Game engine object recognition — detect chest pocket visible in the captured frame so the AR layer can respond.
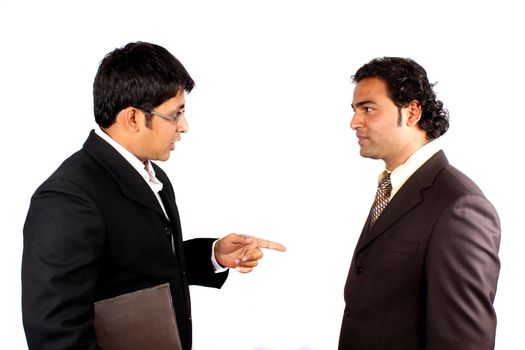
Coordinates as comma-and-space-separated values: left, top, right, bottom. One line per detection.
380, 237, 419, 255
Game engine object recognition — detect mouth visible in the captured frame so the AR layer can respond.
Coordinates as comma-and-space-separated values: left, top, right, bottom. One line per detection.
356, 133, 368, 145
170, 138, 181, 151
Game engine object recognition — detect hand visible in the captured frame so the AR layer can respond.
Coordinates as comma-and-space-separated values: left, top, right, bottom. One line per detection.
214, 233, 286, 273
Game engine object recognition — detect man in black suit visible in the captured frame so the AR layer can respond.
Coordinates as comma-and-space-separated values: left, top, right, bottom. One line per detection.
339, 57, 500, 349
22, 41, 285, 350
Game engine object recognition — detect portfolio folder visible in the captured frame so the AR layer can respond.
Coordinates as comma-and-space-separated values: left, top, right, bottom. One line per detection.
93, 283, 182, 350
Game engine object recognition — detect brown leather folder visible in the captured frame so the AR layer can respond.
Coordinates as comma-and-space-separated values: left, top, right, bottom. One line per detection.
93, 283, 182, 350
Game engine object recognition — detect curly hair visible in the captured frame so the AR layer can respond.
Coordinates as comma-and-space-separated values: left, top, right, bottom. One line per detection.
353, 57, 449, 139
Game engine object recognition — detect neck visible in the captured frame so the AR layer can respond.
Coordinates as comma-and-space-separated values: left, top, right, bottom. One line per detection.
385, 140, 429, 171
101, 126, 146, 162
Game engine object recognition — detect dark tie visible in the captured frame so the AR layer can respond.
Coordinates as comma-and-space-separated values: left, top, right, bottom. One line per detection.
370, 172, 392, 226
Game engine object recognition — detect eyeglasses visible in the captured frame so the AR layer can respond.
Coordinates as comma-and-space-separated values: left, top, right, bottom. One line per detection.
140, 109, 185, 123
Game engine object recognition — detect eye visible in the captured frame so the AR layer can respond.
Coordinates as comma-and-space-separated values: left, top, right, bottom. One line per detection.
364, 106, 374, 113
174, 110, 184, 120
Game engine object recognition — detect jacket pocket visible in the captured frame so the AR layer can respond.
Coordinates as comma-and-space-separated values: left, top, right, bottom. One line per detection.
380, 237, 419, 255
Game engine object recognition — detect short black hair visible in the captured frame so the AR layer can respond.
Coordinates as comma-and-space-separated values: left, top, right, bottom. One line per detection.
353, 57, 449, 139
93, 41, 195, 127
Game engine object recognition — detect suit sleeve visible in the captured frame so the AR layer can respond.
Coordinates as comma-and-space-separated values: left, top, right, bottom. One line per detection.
183, 238, 229, 287
22, 179, 105, 350
425, 193, 500, 350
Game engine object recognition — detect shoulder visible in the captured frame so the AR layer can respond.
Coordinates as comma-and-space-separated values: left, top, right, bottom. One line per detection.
418, 150, 486, 199
411, 153, 500, 231
430, 164, 500, 234
39, 149, 101, 190
33, 141, 121, 207
436, 163, 485, 197
29, 151, 99, 209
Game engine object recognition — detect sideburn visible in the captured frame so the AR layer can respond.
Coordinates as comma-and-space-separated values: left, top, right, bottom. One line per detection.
145, 114, 154, 129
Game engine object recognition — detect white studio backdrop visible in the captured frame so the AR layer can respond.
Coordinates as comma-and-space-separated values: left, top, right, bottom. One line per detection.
1, 1, 523, 349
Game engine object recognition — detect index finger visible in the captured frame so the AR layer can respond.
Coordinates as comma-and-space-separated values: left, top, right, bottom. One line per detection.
255, 238, 286, 252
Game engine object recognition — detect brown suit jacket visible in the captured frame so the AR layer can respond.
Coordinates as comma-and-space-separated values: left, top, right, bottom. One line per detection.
339, 151, 500, 350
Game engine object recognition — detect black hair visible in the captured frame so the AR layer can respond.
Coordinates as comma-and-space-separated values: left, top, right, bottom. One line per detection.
353, 57, 449, 139
93, 41, 194, 127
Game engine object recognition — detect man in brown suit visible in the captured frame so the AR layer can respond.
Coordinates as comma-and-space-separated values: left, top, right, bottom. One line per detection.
339, 57, 500, 350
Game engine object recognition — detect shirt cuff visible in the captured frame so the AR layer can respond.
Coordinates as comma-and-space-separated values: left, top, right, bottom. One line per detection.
211, 240, 229, 273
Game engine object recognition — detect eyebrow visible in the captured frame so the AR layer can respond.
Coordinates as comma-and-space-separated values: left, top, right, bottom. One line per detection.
351, 100, 376, 110
168, 104, 185, 115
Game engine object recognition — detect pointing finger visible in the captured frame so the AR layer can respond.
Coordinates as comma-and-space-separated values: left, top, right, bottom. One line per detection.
255, 238, 286, 252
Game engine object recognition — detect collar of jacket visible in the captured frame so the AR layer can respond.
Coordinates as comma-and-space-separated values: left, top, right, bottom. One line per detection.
82, 130, 170, 221
356, 150, 449, 253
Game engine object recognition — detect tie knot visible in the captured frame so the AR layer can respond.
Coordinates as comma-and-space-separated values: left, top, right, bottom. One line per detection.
378, 172, 392, 192
370, 172, 392, 226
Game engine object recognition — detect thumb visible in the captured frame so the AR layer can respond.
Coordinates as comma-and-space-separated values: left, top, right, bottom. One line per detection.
221, 233, 254, 247
232, 234, 254, 245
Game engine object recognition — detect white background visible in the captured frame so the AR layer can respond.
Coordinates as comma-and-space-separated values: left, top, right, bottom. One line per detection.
1, 1, 523, 349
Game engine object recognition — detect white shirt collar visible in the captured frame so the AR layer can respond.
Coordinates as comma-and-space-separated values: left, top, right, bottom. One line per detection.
386, 140, 441, 199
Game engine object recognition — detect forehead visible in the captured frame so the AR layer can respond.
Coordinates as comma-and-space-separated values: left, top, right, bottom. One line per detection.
352, 77, 391, 104
157, 90, 186, 111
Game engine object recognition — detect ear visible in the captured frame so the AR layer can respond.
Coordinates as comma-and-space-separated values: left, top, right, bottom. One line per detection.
406, 100, 422, 127
116, 107, 142, 132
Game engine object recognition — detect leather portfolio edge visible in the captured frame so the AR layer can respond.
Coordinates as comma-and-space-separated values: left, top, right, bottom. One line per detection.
93, 283, 182, 350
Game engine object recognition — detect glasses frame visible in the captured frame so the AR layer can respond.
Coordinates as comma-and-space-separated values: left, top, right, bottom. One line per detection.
140, 109, 184, 123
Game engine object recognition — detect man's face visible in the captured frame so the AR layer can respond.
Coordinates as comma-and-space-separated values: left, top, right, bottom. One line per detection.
350, 77, 413, 170
137, 90, 188, 161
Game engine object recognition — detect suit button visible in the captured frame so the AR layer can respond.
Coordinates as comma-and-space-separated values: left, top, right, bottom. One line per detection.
355, 265, 364, 274
164, 227, 171, 236
344, 309, 351, 318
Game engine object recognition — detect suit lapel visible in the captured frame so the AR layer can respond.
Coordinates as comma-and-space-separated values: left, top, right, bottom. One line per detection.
153, 164, 182, 234
357, 179, 423, 253
82, 130, 168, 220
155, 165, 187, 265
356, 151, 449, 253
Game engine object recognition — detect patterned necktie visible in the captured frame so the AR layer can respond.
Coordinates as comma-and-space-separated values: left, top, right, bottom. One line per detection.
370, 172, 392, 226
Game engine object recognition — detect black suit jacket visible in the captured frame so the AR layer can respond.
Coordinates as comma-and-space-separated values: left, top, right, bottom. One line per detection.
339, 151, 500, 350
22, 130, 228, 350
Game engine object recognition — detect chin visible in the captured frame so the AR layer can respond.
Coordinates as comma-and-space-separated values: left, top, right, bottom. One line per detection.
360, 151, 377, 160
153, 154, 170, 162
359, 149, 369, 158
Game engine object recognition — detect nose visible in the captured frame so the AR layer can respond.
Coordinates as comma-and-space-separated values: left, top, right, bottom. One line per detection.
176, 114, 189, 133
350, 112, 362, 130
